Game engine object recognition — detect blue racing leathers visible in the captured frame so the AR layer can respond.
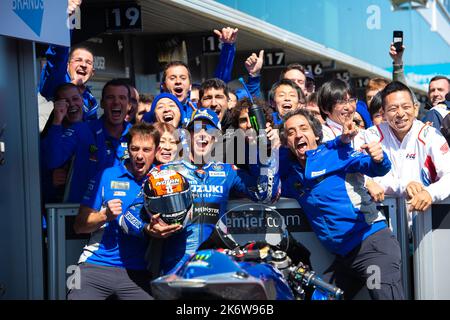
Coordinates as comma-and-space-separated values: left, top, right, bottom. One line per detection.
39, 45, 98, 121
79, 161, 149, 270
121, 159, 280, 275
281, 137, 391, 256
41, 117, 131, 203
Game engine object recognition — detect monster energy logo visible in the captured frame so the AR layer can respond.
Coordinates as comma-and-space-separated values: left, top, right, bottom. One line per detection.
249, 115, 260, 131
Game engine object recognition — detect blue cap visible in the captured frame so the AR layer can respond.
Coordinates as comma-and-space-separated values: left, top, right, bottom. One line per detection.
356, 100, 373, 128
187, 108, 222, 131
305, 70, 315, 81
142, 93, 185, 127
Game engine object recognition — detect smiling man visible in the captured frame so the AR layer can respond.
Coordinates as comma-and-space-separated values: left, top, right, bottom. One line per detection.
269, 79, 305, 127
68, 122, 179, 300
363, 81, 450, 213
40, 44, 98, 121
422, 76, 450, 131
281, 108, 403, 300
142, 93, 183, 128
161, 61, 195, 125
42, 79, 133, 203
198, 78, 229, 126
40, 83, 84, 205
131, 108, 281, 276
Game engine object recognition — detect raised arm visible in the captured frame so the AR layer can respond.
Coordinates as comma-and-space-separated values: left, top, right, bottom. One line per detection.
214, 27, 238, 83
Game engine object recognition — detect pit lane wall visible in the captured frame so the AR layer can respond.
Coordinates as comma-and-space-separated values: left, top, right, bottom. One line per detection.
45, 196, 436, 300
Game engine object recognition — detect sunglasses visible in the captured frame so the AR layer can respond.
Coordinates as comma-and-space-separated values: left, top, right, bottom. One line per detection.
189, 121, 217, 133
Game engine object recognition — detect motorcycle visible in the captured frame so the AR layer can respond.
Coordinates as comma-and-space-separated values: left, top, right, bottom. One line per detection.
151, 204, 344, 300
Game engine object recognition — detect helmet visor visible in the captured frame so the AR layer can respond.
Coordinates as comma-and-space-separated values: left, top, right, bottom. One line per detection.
145, 188, 192, 215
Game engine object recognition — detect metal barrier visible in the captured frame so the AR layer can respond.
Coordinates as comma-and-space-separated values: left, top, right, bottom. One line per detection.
47, 197, 405, 300
413, 197, 450, 299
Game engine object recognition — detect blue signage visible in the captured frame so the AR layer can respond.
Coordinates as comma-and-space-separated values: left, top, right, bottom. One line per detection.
13, 0, 45, 36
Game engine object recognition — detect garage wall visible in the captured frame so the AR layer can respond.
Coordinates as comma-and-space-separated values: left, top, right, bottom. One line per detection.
0, 36, 44, 299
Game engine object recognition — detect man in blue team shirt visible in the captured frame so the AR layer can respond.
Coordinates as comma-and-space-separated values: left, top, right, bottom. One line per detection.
39, 0, 98, 122
42, 79, 132, 203
68, 122, 179, 300
280, 109, 404, 300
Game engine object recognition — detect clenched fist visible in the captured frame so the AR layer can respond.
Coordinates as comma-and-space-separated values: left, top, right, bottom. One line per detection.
105, 199, 122, 221
361, 142, 384, 163
53, 99, 69, 125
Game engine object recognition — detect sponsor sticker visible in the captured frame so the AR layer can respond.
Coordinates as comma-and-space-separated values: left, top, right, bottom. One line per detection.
311, 169, 326, 178
209, 171, 226, 177
151, 169, 177, 179
113, 191, 127, 197
111, 181, 130, 190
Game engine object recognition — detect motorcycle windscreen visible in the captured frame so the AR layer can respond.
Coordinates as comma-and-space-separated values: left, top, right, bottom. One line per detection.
216, 203, 289, 252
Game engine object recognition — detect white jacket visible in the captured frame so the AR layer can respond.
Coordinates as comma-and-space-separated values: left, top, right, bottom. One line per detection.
363, 120, 450, 203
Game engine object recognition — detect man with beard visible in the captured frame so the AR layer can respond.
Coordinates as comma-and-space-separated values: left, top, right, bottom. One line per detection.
225, 97, 279, 172
68, 123, 179, 300
42, 79, 132, 203
281, 109, 403, 300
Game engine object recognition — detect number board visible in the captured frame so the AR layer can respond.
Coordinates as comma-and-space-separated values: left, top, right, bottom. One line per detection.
264, 51, 285, 67
202, 35, 222, 53
304, 62, 324, 76
324, 70, 351, 83
105, 4, 142, 32
353, 77, 370, 89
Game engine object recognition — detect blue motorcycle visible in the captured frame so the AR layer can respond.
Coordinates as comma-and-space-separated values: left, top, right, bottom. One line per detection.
151, 204, 343, 300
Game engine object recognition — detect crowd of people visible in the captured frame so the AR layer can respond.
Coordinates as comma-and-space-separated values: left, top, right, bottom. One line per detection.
37, 1, 450, 301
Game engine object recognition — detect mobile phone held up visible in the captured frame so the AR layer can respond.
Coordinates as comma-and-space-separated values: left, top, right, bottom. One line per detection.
393, 30, 404, 53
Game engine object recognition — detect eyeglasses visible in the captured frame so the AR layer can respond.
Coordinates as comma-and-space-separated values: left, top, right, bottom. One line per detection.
336, 98, 357, 106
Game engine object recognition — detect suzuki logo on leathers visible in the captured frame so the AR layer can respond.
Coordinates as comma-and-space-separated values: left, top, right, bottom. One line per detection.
191, 185, 223, 194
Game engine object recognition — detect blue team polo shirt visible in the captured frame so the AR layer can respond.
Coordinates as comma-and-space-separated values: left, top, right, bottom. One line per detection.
78, 161, 149, 270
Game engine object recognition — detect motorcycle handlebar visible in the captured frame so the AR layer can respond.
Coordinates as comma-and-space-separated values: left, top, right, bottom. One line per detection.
292, 265, 344, 300
303, 271, 344, 300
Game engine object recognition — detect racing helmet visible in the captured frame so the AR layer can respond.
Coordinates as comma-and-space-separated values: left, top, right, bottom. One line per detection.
143, 169, 193, 227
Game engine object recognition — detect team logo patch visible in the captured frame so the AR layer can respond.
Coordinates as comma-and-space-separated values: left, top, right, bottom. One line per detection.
121, 142, 128, 148
406, 153, 416, 160
111, 181, 130, 190
212, 164, 224, 171
441, 142, 449, 155
113, 191, 127, 197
